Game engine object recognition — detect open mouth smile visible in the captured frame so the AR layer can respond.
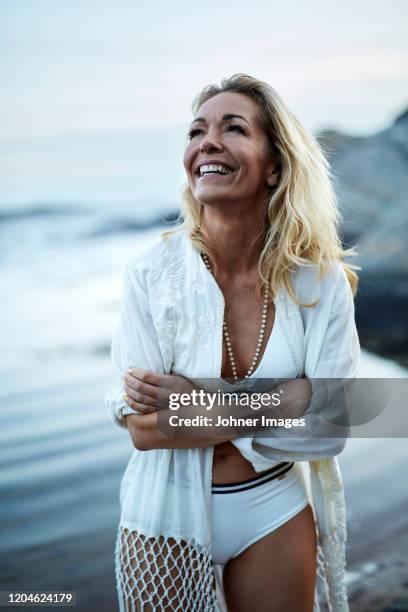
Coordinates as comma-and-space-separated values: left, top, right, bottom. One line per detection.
195, 163, 236, 179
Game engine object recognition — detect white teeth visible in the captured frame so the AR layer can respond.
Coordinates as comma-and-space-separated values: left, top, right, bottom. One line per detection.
199, 164, 233, 176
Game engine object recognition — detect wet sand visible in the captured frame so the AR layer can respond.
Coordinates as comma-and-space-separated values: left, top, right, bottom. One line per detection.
347, 525, 408, 611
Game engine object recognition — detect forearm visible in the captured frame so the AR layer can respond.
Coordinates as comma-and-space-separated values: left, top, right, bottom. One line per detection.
126, 411, 236, 451
125, 377, 312, 450
274, 378, 312, 419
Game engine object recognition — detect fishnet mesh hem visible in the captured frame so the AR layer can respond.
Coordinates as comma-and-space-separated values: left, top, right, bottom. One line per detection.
115, 527, 218, 612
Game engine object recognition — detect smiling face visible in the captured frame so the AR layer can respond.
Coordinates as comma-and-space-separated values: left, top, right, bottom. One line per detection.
183, 91, 279, 210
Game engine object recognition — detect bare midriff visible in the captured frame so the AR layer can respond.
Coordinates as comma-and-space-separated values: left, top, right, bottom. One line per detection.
212, 441, 265, 484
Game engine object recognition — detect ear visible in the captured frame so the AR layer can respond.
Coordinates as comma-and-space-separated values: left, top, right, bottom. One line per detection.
266, 162, 280, 187
266, 172, 279, 187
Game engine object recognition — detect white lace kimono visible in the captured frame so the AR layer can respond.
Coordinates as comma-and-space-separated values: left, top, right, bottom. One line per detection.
105, 230, 361, 612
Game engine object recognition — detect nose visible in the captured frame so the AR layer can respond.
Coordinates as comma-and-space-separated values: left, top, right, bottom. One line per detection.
199, 129, 223, 154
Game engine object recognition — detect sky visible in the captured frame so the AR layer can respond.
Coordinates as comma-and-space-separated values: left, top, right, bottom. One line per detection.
1, 0, 407, 212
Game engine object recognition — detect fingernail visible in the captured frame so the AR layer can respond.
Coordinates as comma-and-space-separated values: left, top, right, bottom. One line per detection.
123, 393, 128, 402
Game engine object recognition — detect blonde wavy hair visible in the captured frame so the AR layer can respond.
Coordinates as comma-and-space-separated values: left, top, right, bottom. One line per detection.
163, 73, 359, 305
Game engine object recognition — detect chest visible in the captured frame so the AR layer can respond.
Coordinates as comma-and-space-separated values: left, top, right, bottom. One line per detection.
149, 261, 305, 379
220, 288, 276, 380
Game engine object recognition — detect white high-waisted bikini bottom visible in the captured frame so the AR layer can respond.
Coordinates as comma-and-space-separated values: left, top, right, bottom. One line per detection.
211, 462, 309, 566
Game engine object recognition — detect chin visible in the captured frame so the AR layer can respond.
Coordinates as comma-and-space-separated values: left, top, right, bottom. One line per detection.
194, 188, 235, 207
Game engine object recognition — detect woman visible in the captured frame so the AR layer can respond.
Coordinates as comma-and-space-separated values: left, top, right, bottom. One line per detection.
105, 74, 361, 612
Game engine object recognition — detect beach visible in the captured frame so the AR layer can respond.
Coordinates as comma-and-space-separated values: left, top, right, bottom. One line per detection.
1, 215, 407, 611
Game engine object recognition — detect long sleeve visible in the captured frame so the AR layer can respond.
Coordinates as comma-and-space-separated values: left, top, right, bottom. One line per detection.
232, 261, 361, 469
303, 262, 360, 379
104, 261, 168, 429
301, 261, 361, 436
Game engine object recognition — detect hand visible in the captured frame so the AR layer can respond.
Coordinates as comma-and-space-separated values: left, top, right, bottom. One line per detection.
125, 411, 159, 450
123, 368, 197, 414
271, 377, 312, 418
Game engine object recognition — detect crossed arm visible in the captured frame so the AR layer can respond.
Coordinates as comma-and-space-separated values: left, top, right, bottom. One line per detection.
122, 368, 312, 451
122, 368, 234, 450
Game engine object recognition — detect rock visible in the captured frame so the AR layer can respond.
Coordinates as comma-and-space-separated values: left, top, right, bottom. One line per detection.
317, 108, 408, 352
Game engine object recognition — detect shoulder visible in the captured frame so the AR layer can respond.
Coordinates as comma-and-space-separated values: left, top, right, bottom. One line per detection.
123, 230, 190, 300
290, 260, 350, 307
125, 230, 186, 274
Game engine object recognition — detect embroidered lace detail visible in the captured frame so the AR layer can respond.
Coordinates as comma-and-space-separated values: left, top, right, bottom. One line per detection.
147, 265, 180, 373
115, 527, 218, 611
319, 533, 348, 611
277, 294, 305, 377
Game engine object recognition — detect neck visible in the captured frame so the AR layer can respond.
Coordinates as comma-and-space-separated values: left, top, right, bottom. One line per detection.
201, 205, 266, 277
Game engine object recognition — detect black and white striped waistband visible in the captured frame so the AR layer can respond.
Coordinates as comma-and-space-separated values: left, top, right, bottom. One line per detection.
211, 462, 294, 494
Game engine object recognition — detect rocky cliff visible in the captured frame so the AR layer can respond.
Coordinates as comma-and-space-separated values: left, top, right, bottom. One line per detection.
318, 108, 408, 353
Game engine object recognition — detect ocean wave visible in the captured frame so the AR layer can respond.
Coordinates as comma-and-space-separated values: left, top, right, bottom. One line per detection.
0, 204, 181, 238
0, 204, 87, 222
84, 210, 180, 237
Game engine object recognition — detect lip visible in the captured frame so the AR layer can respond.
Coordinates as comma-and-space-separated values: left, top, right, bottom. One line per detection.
197, 172, 234, 182
194, 159, 235, 177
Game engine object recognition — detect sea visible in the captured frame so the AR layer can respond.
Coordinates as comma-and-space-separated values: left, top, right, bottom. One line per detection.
0, 203, 407, 611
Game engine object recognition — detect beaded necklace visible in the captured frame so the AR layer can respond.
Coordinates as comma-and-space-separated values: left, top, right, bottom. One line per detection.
202, 252, 269, 381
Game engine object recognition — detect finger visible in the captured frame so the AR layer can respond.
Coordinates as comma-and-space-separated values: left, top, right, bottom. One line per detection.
124, 376, 160, 401
124, 385, 158, 408
125, 369, 164, 398
127, 368, 166, 387
125, 381, 175, 407
123, 393, 156, 414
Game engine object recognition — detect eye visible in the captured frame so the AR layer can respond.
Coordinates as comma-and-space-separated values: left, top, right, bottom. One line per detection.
187, 123, 245, 140
187, 127, 204, 139
226, 124, 245, 134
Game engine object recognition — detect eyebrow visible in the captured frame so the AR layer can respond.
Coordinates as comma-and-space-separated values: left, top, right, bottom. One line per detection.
191, 113, 249, 126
